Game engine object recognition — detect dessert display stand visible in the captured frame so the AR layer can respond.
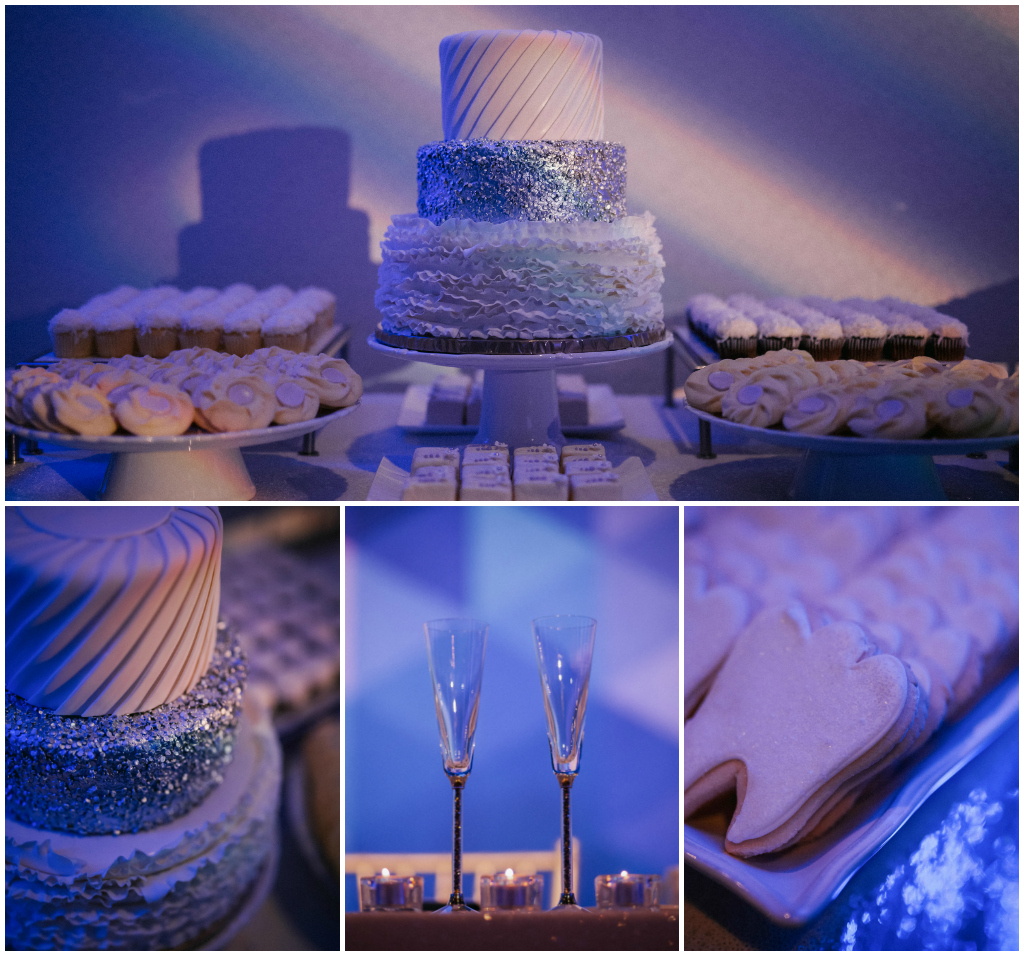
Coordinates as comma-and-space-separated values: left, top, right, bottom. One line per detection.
368, 333, 673, 449
685, 403, 1018, 501
5, 403, 359, 501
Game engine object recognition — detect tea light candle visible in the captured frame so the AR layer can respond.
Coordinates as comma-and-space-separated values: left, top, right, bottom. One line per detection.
358, 869, 424, 912
480, 869, 543, 911
595, 871, 661, 909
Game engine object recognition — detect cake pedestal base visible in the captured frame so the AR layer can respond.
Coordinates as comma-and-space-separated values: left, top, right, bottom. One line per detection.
368, 333, 672, 449
102, 446, 257, 500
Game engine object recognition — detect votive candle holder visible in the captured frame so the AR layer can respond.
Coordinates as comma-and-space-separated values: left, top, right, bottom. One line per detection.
480, 870, 544, 911
359, 872, 423, 912
595, 872, 661, 909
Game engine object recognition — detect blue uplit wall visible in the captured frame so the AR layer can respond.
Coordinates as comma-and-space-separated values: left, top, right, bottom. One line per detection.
344, 506, 679, 909
7, 6, 1018, 370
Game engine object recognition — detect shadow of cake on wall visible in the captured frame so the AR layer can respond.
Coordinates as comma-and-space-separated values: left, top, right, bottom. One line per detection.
177, 127, 379, 360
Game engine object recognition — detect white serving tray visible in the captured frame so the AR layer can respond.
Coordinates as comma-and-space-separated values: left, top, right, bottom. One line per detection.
684, 671, 1019, 925
397, 383, 625, 435
366, 454, 657, 501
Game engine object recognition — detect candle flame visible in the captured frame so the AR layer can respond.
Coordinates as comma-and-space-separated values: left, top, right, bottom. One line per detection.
620, 870, 628, 877
381, 867, 390, 877
505, 868, 514, 879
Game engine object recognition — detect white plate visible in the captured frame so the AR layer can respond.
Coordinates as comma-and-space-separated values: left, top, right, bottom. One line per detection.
684, 671, 1019, 925
684, 401, 1018, 455
366, 454, 658, 501
396, 383, 625, 435
5, 402, 360, 453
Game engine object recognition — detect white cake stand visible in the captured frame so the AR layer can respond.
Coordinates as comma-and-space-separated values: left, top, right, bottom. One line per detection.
685, 402, 1018, 500
6, 403, 359, 501
368, 332, 672, 448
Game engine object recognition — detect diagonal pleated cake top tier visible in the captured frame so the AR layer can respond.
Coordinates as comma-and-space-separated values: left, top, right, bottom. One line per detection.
441, 29, 604, 141
5, 506, 222, 716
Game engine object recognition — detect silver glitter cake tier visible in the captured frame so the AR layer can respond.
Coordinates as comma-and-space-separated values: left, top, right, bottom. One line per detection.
417, 140, 626, 224
4, 622, 246, 836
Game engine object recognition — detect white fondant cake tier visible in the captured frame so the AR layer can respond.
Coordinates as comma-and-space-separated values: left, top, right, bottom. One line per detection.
5, 700, 281, 951
376, 213, 665, 340
6, 506, 222, 716
441, 30, 603, 141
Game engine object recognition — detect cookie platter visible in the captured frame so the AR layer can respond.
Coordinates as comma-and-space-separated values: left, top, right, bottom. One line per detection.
684, 402, 1017, 500
684, 669, 1018, 925
369, 332, 672, 450
6, 402, 359, 500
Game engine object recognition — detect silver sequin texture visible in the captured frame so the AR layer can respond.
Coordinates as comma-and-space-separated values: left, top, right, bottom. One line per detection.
417, 140, 626, 224
4, 623, 246, 835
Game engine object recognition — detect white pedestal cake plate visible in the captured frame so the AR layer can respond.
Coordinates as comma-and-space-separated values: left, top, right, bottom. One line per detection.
368, 332, 673, 449
5, 403, 359, 501
684, 402, 1018, 500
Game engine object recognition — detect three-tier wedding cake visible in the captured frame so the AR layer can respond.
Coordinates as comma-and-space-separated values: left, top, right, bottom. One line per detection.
5, 506, 281, 950
375, 29, 666, 353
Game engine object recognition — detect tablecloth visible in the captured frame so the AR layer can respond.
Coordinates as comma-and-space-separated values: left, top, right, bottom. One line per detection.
5, 394, 1017, 500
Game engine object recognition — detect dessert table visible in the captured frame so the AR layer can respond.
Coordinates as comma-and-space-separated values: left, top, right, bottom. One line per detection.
6, 392, 1016, 500
345, 906, 678, 951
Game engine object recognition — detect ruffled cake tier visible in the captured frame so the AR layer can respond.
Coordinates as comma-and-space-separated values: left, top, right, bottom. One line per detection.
5, 699, 280, 951
375, 212, 665, 349
417, 140, 626, 224
5, 623, 245, 836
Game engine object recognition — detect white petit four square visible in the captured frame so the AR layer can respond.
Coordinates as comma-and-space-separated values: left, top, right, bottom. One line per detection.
460, 476, 513, 501
461, 462, 510, 482
465, 442, 509, 462
513, 472, 569, 501
411, 447, 460, 473
569, 472, 622, 500
513, 453, 559, 473
401, 470, 458, 500
564, 458, 613, 476
463, 450, 508, 467
561, 443, 606, 465
514, 444, 557, 458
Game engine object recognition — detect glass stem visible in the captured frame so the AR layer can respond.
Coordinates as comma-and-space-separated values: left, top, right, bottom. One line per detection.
449, 776, 466, 907
557, 772, 577, 906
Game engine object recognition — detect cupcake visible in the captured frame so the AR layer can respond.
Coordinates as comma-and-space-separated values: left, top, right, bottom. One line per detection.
767, 297, 845, 360
93, 308, 137, 358
179, 302, 227, 350
834, 308, 888, 362
79, 285, 139, 316
136, 302, 183, 358
262, 305, 315, 352
292, 287, 336, 342
923, 313, 969, 361
686, 294, 729, 348
48, 308, 96, 358
709, 308, 758, 358
882, 311, 930, 360
754, 309, 803, 354
223, 300, 274, 356
252, 285, 295, 309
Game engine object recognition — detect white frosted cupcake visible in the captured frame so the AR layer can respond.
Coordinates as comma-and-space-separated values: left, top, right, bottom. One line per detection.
48, 308, 96, 358
882, 311, 930, 360
754, 309, 803, 354
767, 298, 845, 361
262, 305, 315, 352
224, 300, 275, 356
93, 308, 137, 358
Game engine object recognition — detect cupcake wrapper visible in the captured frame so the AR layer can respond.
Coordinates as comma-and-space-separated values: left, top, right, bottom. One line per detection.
928, 335, 967, 362
884, 335, 928, 361
804, 338, 845, 362
716, 336, 758, 359
843, 337, 886, 362
757, 335, 801, 355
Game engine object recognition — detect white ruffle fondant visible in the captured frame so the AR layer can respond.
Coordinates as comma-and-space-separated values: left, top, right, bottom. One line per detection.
376, 213, 665, 340
5, 701, 280, 950
6, 506, 222, 716
441, 30, 604, 141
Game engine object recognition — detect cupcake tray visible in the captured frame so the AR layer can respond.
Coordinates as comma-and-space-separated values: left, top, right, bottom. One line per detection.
5, 402, 360, 501
369, 332, 672, 450
685, 670, 1019, 926
396, 382, 625, 435
683, 402, 1017, 500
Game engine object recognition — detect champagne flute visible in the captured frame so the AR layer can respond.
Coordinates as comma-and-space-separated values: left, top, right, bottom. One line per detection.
532, 614, 596, 910
425, 618, 488, 914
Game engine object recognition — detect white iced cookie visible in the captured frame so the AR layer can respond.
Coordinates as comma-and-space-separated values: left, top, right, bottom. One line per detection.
683, 360, 754, 414
293, 356, 363, 408
20, 382, 72, 432
192, 372, 276, 432
782, 387, 855, 435
6, 368, 62, 425
847, 387, 927, 439
925, 381, 1003, 437
720, 370, 793, 428
684, 602, 918, 857
49, 381, 117, 436
114, 384, 194, 436
263, 375, 319, 425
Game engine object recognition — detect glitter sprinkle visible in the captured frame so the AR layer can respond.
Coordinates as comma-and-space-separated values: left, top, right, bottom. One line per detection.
4, 623, 247, 835
417, 140, 627, 224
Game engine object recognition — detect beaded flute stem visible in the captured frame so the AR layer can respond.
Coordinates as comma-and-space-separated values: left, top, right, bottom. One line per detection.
449, 777, 466, 909
557, 773, 577, 906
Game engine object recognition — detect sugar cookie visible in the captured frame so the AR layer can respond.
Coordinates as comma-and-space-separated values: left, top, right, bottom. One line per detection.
114, 384, 195, 436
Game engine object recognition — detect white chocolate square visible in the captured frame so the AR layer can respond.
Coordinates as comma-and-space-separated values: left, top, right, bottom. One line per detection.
561, 443, 606, 465
569, 472, 622, 500
465, 442, 509, 462
513, 453, 559, 473
564, 458, 613, 476
463, 450, 508, 467
513, 472, 569, 501
461, 462, 510, 482
514, 444, 557, 458
460, 477, 512, 501
411, 447, 460, 473
401, 472, 458, 500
